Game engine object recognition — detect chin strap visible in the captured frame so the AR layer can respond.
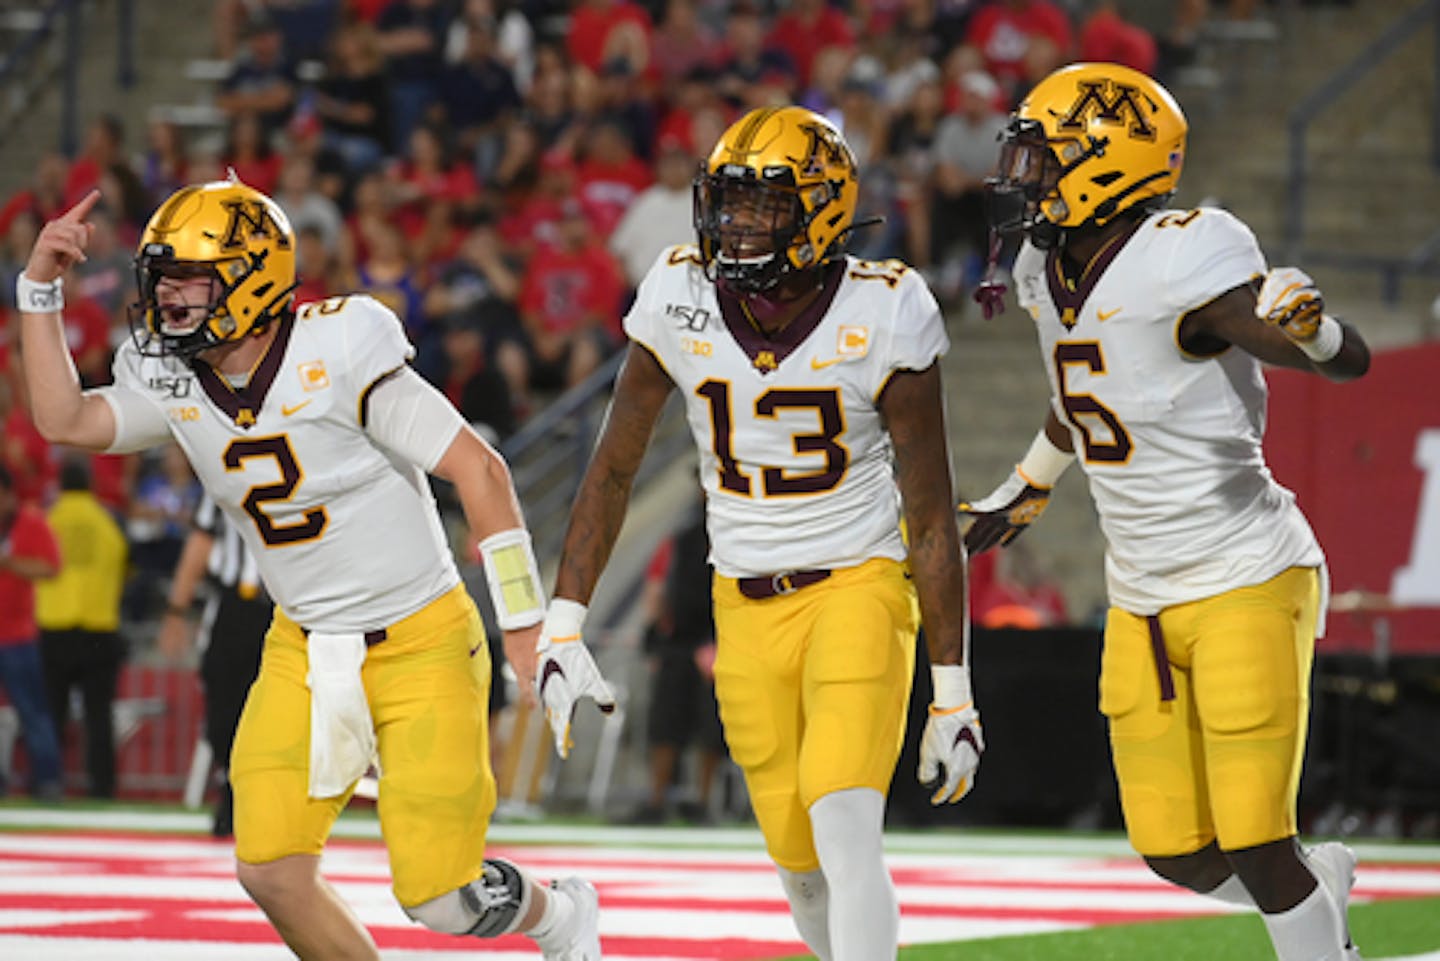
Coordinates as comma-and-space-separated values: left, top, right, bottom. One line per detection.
971, 229, 1009, 319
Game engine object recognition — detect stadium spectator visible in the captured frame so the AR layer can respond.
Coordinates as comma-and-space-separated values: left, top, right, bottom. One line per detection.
70, 204, 133, 320
0, 209, 41, 301
799, 44, 857, 116
440, 315, 519, 442
0, 371, 56, 508
36, 458, 128, 799
0, 464, 63, 801
57, 296, 112, 389
274, 154, 345, 256
575, 119, 653, 240
497, 146, 573, 261
628, 497, 726, 825
125, 445, 201, 621
0, 154, 67, 242
716, 2, 797, 105
888, 75, 949, 267
139, 119, 191, 207
962, 0, 1073, 101
216, 14, 298, 136
375, 0, 453, 150
62, 114, 126, 208
609, 141, 699, 289
654, 65, 729, 158
349, 218, 438, 380
388, 122, 481, 261
293, 224, 341, 307
650, 0, 725, 87
426, 216, 530, 407
566, 0, 653, 77
313, 18, 392, 176
446, 0, 537, 98
518, 199, 623, 397
927, 67, 1007, 298
221, 112, 284, 198
1079, 1, 1159, 76
158, 492, 270, 838
439, 14, 521, 181
766, 0, 857, 90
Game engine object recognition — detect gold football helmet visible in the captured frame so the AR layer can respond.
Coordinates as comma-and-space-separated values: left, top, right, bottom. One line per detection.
986, 63, 1187, 248
693, 105, 859, 294
131, 176, 296, 358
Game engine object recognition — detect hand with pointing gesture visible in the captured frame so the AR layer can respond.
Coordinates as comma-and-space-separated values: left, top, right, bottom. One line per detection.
24, 189, 100, 286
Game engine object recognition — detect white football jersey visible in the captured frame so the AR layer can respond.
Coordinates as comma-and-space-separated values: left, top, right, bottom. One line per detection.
1014, 207, 1324, 615
625, 246, 948, 578
103, 295, 458, 631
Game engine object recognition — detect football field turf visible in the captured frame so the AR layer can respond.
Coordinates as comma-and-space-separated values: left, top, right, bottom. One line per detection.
0, 804, 1436, 960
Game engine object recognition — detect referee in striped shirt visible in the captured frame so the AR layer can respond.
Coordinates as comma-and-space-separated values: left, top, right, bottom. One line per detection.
158, 491, 270, 837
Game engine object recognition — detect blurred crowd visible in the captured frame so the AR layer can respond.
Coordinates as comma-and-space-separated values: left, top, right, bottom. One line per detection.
0, 0, 1228, 640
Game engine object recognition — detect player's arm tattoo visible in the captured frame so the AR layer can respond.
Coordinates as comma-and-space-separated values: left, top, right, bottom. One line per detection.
880, 363, 969, 667
554, 343, 675, 602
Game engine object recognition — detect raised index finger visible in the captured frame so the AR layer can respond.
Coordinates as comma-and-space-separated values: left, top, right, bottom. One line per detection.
59, 189, 102, 223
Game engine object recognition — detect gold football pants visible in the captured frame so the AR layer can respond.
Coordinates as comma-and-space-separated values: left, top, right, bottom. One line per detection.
713, 557, 918, 872
231, 584, 496, 907
1101, 566, 1320, 857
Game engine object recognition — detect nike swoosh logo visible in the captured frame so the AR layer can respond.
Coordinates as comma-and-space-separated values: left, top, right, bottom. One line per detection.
469, 641, 483, 658
281, 400, 312, 417
810, 356, 846, 370
538, 659, 565, 697
1097, 308, 1121, 321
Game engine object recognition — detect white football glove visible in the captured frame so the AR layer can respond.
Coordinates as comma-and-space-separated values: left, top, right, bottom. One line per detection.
535, 599, 617, 759
1256, 266, 1324, 342
918, 665, 984, 805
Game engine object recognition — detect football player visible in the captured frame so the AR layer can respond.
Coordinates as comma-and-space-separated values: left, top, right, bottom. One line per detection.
963, 63, 1370, 961
17, 182, 603, 960
533, 105, 980, 961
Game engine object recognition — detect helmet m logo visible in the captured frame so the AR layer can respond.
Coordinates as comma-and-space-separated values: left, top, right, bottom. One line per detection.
796, 122, 847, 178
220, 200, 291, 251
1059, 81, 1157, 141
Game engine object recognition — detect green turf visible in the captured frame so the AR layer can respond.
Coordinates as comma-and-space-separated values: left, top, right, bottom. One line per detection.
849, 895, 1440, 961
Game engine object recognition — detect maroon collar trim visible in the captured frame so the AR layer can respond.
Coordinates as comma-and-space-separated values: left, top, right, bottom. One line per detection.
716, 263, 844, 374
193, 315, 295, 429
1045, 219, 1145, 322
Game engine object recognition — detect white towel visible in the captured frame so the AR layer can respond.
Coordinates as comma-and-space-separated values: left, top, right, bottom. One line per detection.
305, 632, 377, 798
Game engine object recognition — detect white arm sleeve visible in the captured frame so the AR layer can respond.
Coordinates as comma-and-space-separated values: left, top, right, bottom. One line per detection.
95, 385, 173, 453
363, 365, 467, 471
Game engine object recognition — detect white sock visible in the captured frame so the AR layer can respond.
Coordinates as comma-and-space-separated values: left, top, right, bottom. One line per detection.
1205, 875, 1256, 907
778, 867, 831, 961
525, 882, 573, 947
811, 788, 897, 961
1261, 883, 1349, 961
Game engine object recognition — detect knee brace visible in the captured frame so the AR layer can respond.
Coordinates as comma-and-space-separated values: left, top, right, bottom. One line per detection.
404, 858, 531, 937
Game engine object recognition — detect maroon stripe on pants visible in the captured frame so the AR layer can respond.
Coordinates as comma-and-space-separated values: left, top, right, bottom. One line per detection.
1145, 615, 1176, 702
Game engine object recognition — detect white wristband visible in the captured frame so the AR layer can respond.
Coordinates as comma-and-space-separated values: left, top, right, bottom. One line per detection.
478, 528, 545, 630
931, 664, 973, 710
16, 274, 63, 313
1298, 314, 1343, 363
1016, 428, 1075, 489
542, 597, 587, 640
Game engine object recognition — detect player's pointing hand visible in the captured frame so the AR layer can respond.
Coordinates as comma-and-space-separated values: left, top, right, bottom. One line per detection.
23, 189, 101, 287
